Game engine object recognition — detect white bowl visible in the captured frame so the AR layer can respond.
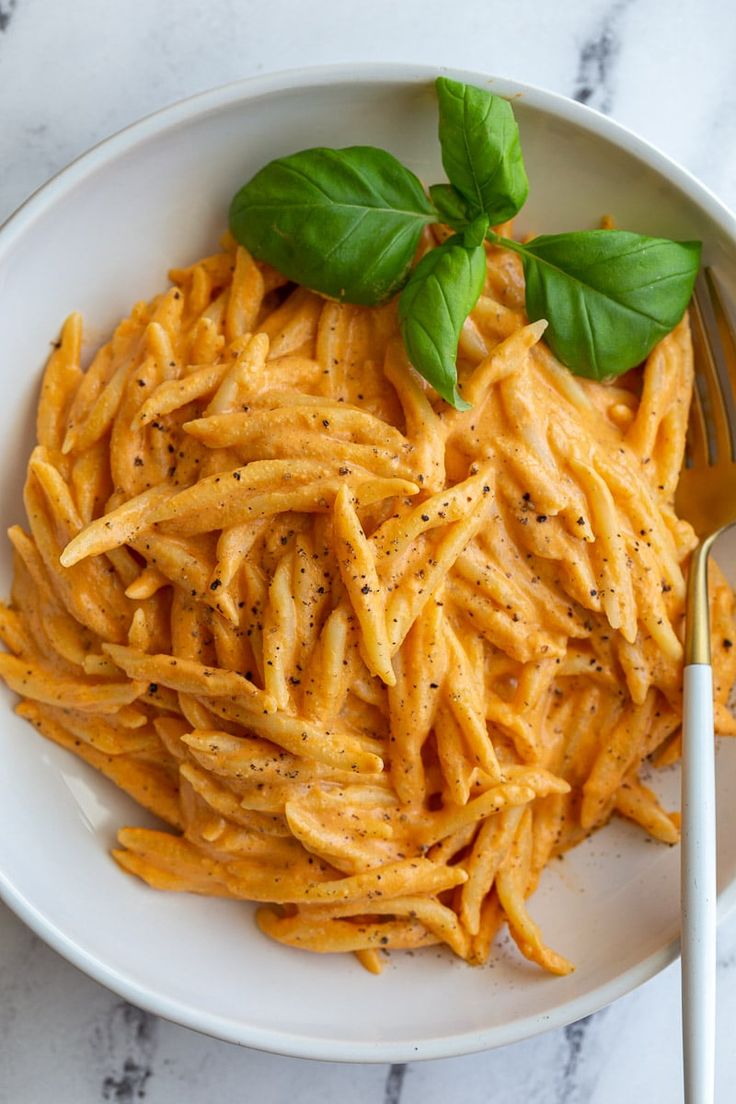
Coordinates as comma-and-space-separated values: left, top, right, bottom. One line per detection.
2, 64, 736, 1063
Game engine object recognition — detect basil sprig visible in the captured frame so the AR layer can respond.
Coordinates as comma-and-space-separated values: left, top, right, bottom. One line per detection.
229, 75, 700, 407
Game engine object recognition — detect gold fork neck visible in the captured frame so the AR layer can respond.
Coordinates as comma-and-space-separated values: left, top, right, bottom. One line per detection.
685, 534, 719, 665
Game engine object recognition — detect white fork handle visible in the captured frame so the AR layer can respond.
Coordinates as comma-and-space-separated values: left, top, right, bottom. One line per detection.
682, 662, 717, 1104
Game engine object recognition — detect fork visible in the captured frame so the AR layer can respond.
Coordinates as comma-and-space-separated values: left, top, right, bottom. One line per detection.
675, 268, 736, 1104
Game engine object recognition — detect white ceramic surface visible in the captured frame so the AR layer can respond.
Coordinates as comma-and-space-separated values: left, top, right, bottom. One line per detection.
2, 64, 736, 1063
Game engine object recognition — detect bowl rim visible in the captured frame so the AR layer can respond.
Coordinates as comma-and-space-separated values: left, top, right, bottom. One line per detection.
2, 60, 736, 1063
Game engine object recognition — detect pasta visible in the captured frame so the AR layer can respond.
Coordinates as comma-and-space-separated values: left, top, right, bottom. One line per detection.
2, 225, 736, 980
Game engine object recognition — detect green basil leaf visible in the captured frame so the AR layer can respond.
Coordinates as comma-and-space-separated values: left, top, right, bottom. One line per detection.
398, 238, 486, 409
435, 77, 528, 225
503, 229, 701, 379
428, 182, 472, 229
463, 214, 490, 249
229, 146, 436, 306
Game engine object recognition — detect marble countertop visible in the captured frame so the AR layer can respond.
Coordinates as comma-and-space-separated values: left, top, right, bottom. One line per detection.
2, 0, 736, 1100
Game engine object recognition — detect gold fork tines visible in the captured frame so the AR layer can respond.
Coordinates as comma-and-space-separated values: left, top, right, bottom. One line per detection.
676, 270, 736, 543
704, 267, 736, 451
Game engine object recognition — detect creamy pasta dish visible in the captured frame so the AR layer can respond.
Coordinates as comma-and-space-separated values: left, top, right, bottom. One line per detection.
1, 227, 735, 977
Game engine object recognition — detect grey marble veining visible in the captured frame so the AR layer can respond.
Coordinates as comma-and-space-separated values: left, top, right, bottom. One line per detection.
0, 2, 16, 34
572, 0, 633, 113
2, 1, 736, 1101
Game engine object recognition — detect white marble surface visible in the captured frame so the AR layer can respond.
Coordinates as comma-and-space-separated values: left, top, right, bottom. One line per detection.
2, 0, 736, 1100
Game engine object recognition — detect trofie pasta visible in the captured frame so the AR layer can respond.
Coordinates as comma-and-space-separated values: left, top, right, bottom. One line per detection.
2, 226, 736, 978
